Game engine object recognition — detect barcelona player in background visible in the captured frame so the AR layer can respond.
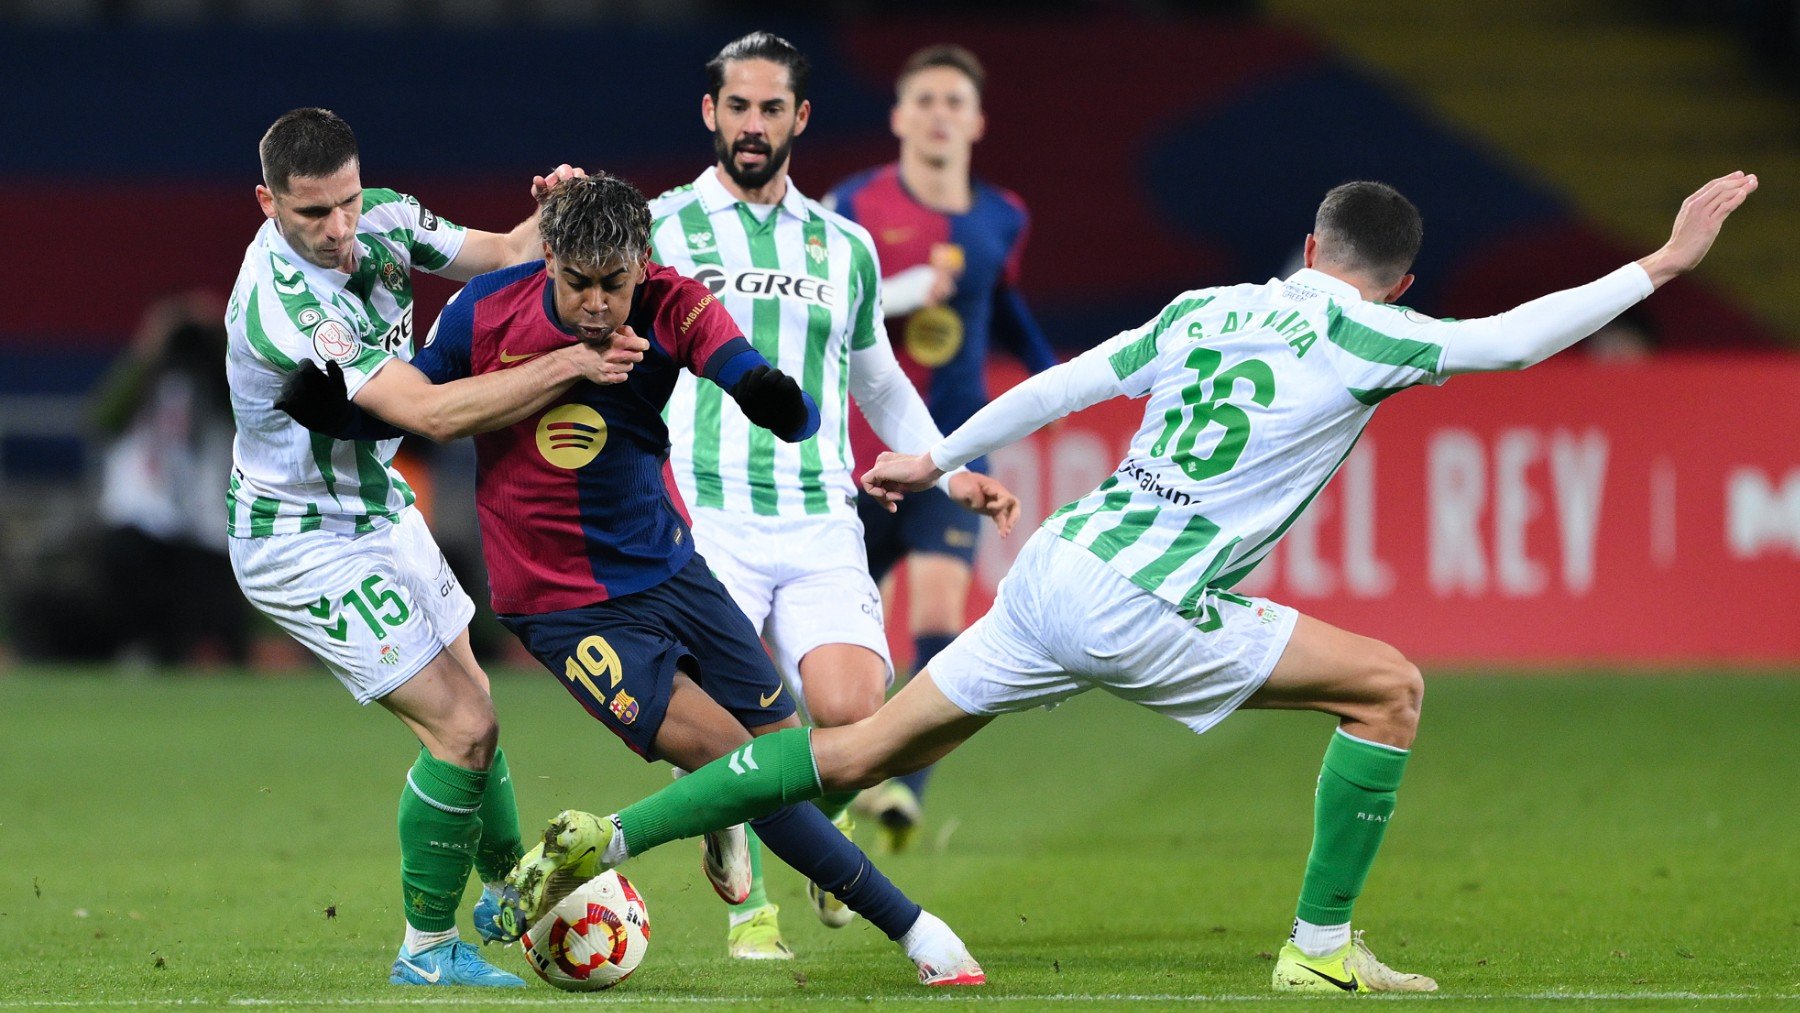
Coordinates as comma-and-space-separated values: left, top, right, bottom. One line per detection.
828, 45, 1060, 850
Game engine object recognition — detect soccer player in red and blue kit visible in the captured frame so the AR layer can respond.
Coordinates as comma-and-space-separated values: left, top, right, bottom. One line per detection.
276, 174, 985, 985
827, 45, 1059, 849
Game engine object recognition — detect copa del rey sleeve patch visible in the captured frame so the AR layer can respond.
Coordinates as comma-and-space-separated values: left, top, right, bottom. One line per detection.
306, 313, 360, 365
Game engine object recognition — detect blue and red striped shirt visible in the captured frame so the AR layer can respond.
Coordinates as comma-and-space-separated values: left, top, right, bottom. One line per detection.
413, 260, 747, 614
829, 163, 1057, 470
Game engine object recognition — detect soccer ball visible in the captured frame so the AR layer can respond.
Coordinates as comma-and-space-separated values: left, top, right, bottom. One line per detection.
520, 871, 650, 991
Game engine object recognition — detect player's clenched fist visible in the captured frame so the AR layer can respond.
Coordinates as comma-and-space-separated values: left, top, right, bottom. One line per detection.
732, 365, 809, 437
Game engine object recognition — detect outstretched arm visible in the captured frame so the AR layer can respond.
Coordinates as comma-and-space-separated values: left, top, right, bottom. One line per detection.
1438, 171, 1756, 374
847, 333, 952, 467
353, 333, 644, 441
278, 333, 645, 443
849, 333, 1022, 528
931, 347, 1124, 472
860, 343, 1125, 513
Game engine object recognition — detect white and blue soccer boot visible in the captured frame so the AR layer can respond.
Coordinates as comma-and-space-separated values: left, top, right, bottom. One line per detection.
389, 939, 526, 987
472, 883, 526, 944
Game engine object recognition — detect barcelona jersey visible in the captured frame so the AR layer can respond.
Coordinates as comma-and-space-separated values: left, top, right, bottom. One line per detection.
829, 163, 1058, 469
413, 260, 746, 614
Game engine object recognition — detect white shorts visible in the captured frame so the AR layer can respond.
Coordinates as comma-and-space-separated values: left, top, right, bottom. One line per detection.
688, 507, 893, 709
929, 529, 1298, 735
229, 508, 476, 704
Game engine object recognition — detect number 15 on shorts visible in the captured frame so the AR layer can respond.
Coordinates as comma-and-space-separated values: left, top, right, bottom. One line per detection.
308, 574, 413, 643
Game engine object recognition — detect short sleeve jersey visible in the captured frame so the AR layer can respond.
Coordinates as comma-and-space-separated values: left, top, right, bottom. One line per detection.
1043, 268, 1450, 616
650, 169, 883, 518
412, 260, 745, 615
224, 188, 466, 537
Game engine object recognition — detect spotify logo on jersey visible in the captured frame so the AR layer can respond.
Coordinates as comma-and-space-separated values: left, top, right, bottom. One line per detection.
536, 404, 608, 469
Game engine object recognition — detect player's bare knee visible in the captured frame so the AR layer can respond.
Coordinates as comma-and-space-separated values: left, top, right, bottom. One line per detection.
1372, 651, 1424, 739
440, 700, 499, 768
806, 686, 885, 729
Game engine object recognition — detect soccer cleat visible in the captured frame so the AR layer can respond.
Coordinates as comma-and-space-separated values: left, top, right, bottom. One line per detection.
389, 939, 526, 988
471, 883, 526, 944
506, 809, 612, 922
865, 780, 923, 855
807, 809, 857, 928
726, 902, 794, 960
702, 824, 752, 904
1271, 931, 1438, 993
807, 879, 855, 929
904, 910, 985, 986
917, 955, 987, 987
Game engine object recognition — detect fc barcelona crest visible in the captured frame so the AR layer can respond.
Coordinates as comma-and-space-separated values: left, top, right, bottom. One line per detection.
610, 690, 640, 725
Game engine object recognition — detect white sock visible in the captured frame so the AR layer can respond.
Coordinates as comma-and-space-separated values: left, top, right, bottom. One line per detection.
899, 910, 965, 966
402, 924, 459, 956
1291, 918, 1351, 958
601, 813, 630, 865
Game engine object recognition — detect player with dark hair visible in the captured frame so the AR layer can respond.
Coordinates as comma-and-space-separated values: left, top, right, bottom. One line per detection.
826, 43, 1061, 851
281, 174, 989, 988
652, 31, 1019, 958
508, 170, 1756, 993
226, 107, 605, 987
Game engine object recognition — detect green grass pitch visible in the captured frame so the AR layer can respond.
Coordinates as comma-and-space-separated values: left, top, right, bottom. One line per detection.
1, 667, 1795, 1009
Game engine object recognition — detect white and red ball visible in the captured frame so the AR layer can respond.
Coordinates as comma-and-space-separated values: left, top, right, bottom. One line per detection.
521, 871, 650, 991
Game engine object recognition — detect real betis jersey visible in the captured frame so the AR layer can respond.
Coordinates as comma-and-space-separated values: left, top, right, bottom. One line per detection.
1044, 268, 1449, 616
224, 188, 466, 538
651, 168, 882, 518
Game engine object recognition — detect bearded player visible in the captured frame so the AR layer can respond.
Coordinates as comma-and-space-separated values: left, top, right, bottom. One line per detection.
651, 32, 1017, 956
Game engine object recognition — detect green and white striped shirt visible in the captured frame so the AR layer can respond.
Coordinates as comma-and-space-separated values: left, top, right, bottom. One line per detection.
224, 188, 465, 538
651, 169, 883, 518
944, 268, 1451, 617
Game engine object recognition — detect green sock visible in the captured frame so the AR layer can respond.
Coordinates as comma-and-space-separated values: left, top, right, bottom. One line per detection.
1295, 728, 1410, 925
726, 827, 770, 915
618, 727, 822, 855
474, 748, 522, 883
397, 749, 486, 931
815, 789, 860, 822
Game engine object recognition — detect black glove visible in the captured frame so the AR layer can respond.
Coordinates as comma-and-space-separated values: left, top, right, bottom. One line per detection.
731, 364, 807, 437
275, 359, 355, 438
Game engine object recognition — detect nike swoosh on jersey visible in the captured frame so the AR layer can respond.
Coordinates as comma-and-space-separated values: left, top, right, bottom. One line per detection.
1303, 966, 1358, 991
882, 227, 916, 244
498, 349, 541, 364
759, 686, 783, 707
396, 957, 442, 983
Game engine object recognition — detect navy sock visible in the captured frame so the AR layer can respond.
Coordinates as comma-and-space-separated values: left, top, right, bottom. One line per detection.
750, 804, 921, 940
895, 634, 957, 801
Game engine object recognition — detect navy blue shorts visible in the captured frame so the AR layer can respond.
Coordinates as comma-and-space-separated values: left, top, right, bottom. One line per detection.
499, 555, 796, 761
859, 485, 981, 582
